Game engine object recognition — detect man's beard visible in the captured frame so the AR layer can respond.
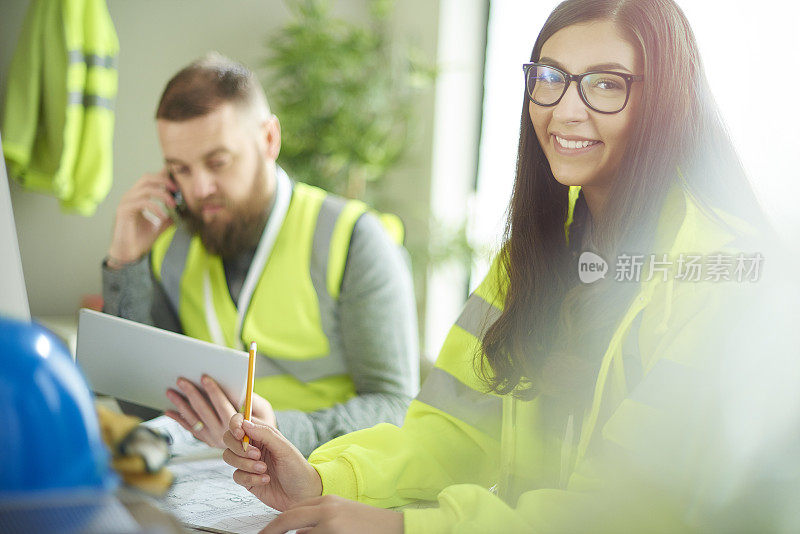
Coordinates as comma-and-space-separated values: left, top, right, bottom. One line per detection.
183, 162, 271, 259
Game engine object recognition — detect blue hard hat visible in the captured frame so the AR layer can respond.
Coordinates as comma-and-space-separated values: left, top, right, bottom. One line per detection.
0, 317, 117, 493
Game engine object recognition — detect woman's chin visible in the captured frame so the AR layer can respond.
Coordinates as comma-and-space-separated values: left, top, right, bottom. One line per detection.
551, 173, 590, 188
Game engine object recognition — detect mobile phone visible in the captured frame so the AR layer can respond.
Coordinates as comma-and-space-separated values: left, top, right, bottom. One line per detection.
168, 172, 186, 217
142, 172, 186, 228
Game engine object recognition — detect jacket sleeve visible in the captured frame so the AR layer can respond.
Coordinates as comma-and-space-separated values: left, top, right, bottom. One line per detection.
2, 0, 45, 180
61, 0, 119, 215
275, 213, 420, 456
402, 283, 750, 533
101, 255, 183, 334
308, 259, 505, 508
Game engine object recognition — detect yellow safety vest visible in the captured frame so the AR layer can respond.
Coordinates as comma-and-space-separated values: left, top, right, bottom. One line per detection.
151, 176, 398, 412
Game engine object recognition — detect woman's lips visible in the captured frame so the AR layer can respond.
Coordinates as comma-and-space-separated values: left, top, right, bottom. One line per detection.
551, 134, 602, 155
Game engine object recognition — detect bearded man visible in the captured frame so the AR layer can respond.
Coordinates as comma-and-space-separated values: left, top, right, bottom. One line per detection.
102, 53, 419, 456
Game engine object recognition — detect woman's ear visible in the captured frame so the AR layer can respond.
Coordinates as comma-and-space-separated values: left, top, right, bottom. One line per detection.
262, 115, 281, 161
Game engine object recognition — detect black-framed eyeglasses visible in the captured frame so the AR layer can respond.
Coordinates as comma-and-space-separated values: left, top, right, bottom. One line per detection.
523, 63, 643, 114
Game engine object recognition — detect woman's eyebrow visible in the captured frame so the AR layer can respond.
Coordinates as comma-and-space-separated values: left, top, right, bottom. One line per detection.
538, 56, 633, 73
587, 62, 633, 73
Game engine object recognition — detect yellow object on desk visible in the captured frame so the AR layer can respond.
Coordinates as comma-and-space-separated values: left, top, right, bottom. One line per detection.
95, 404, 173, 496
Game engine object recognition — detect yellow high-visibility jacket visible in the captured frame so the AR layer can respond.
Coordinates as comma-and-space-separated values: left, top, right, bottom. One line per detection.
2, 0, 118, 215
309, 185, 759, 532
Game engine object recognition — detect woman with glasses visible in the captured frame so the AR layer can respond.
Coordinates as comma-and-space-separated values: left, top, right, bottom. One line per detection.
220, 0, 768, 532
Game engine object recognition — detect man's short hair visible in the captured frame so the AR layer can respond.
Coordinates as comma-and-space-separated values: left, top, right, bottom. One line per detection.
156, 52, 269, 122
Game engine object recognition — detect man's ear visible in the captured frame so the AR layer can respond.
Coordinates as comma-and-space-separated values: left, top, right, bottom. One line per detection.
263, 115, 281, 161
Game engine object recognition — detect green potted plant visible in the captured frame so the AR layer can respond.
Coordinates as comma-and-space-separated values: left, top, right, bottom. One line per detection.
263, 0, 434, 200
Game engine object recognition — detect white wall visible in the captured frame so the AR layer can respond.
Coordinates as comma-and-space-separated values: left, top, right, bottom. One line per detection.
0, 1, 439, 323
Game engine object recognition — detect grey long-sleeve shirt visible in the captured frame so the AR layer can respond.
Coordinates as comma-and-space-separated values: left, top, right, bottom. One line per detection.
102, 211, 419, 457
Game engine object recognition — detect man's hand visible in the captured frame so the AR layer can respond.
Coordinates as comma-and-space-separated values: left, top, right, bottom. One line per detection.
107, 169, 177, 266
222, 415, 322, 511
165, 375, 276, 449
260, 495, 404, 534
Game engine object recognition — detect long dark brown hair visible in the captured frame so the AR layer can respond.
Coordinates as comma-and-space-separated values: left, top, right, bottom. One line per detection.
480, 0, 765, 401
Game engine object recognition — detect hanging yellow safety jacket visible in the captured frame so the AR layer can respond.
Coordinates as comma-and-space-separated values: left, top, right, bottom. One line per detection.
2, 0, 118, 215
309, 184, 760, 532
151, 172, 402, 412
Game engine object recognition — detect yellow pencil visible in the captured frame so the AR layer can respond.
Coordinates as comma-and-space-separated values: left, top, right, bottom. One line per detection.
242, 341, 257, 452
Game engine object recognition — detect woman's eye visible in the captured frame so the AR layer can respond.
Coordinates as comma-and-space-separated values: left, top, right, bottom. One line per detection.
541, 72, 562, 84
172, 166, 190, 176
208, 159, 229, 170
593, 78, 623, 91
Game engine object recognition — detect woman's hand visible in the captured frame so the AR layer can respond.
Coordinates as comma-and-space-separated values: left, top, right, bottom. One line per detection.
222, 415, 323, 511
260, 495, 404, 534
165, 375, 276, 449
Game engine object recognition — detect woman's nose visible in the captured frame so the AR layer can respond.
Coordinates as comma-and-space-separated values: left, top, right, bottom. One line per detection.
552, 81, 590, 122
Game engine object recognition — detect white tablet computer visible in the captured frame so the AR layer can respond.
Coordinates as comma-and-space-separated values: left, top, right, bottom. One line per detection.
76, 309, 249, 412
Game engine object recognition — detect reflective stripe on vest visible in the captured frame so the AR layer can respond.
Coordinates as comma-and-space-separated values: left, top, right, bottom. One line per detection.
415, 291, 504, 437
455, 293, 502, 340
254, 350, 348, 382
310, 194, 348, 307
160, 226, 191, 314
416, 367, 502, 438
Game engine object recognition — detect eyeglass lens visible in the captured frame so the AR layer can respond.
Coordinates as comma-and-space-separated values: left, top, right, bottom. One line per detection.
526, 65, 629, 113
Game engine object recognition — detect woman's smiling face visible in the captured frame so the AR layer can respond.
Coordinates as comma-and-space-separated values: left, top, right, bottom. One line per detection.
529, 20, 642, 206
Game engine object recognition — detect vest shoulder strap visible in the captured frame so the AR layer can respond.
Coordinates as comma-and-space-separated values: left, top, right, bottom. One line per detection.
305, 183, 405, 300
305, 184, 368, 300
151, 224, 191, 314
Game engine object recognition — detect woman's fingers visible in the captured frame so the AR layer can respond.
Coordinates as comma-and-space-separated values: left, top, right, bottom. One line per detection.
222, 447, 266, 473
259, 505, 321, 534
232, 466, 271, 489
263, 497, 403, 534
223, 418, 297, 463
228, 413, 247, 442
222, 427, 262, 460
